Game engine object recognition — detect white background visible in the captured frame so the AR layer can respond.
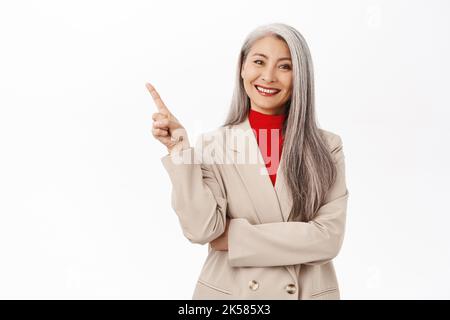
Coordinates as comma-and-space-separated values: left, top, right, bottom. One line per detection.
0, 0, 449, 299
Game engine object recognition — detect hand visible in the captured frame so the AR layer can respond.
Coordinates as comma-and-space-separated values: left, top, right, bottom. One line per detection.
146, 82, 190, 153
210, 217, 231, 251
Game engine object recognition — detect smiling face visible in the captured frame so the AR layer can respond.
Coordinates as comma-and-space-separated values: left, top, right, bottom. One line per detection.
241, 35, 293, 115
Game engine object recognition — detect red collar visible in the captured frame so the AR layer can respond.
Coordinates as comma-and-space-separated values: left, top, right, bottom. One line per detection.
248, 108, 286, 129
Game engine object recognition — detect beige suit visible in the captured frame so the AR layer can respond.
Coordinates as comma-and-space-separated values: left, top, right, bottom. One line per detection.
160, 116, 349, 300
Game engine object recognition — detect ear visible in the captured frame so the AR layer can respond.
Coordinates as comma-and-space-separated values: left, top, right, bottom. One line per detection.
240, 64, 245, 79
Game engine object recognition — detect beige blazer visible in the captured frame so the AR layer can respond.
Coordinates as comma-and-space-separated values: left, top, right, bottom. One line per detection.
160, 116, 349, 300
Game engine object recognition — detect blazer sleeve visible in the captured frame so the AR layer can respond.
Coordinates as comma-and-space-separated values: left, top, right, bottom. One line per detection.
160, 135, 228, 245
227, 134, 349, 267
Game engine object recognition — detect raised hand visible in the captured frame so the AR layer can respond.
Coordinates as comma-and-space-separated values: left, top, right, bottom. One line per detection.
146, 82, 190, 153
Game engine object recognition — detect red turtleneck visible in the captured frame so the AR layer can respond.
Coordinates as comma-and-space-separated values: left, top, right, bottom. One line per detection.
248, 108, 286, 186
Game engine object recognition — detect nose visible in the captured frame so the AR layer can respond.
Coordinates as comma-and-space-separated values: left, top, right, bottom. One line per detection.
261, 67, 276, 83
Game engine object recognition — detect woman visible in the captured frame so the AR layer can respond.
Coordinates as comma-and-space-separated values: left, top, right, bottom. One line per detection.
148, 22, 349, 300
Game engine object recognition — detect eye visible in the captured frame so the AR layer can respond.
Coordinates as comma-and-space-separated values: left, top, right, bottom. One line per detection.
253, 60, 291, 70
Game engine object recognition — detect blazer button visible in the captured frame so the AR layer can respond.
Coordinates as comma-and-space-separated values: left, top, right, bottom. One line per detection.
248, 280, 259, 291
285, 283, 297, 294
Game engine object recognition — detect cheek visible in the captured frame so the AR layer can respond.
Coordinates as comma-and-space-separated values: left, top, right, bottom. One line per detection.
281, 76, 293, 92
243, 67, 259, 81
242, 78, 255, 96
243, 74, 258, 92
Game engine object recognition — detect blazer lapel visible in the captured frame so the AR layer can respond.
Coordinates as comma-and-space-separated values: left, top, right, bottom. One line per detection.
273, 160, 293, 222
224, 117, 299, 284
224, 117, 291, 223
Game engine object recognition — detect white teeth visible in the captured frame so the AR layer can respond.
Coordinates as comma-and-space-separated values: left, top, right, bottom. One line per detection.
256, 86, 279, 94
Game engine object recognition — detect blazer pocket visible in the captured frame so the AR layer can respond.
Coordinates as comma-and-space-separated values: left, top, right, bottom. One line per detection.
310, 287, 339, 300
193, 279, 232, 299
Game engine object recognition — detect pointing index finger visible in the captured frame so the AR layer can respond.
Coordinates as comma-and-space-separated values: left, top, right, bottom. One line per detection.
145, 83, 170, 115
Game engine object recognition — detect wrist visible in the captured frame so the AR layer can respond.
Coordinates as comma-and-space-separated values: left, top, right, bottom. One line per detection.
167, 136, 190, 155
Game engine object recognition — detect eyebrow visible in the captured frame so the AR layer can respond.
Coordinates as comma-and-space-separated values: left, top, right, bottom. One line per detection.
251, 53, 292, 62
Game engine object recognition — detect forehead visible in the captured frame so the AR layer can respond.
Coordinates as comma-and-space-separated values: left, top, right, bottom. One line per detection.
248, 36, 291, 58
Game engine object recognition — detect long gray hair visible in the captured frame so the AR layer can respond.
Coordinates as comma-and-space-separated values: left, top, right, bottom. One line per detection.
222, 23, 337, 222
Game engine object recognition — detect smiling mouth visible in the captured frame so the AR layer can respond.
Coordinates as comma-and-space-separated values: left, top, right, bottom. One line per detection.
254, 85, 280, 96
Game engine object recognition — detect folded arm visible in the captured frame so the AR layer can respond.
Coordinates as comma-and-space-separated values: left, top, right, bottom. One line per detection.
227, 134, 349, 267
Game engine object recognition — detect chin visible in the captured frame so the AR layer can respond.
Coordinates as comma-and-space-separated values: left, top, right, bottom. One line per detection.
259, 102, 281, 109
